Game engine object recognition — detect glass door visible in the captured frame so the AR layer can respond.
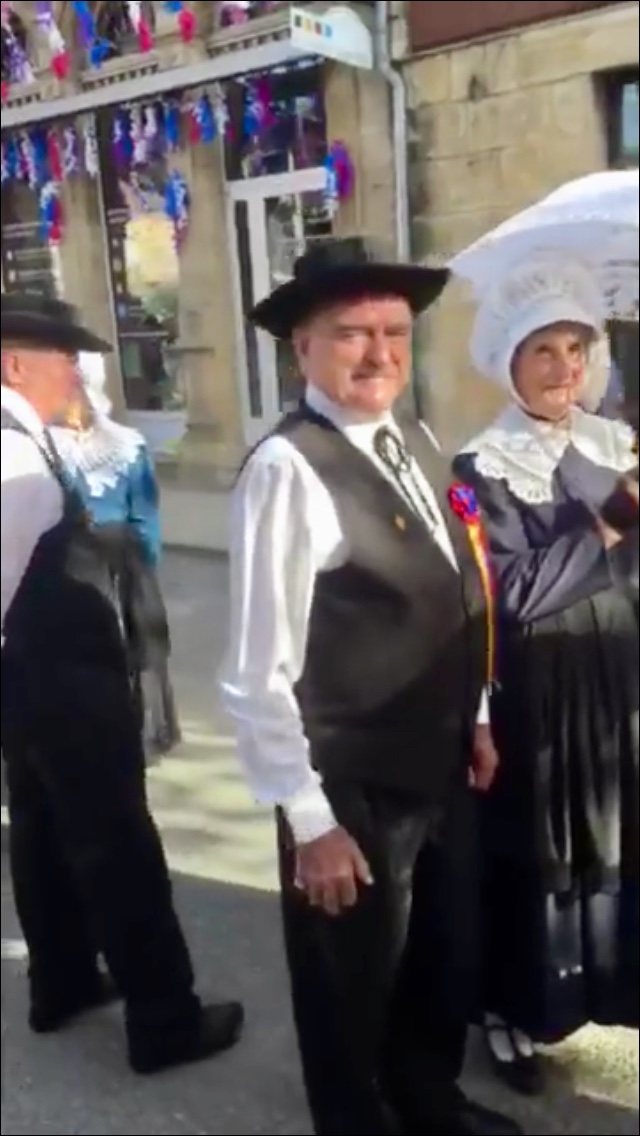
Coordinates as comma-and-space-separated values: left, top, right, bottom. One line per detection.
228, 168, 331, 445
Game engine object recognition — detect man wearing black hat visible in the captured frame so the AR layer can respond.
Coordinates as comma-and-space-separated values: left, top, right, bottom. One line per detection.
220, 239, 521, 1134
1, 293, 243, 1072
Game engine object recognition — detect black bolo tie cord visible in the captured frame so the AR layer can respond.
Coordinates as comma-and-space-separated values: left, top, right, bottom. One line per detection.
373, 426, 440, 530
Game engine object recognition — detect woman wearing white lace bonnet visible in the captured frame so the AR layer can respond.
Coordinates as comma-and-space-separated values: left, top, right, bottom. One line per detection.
50, 355, 181, 761
454, 255, 638, 1095
51, 353, 161, 564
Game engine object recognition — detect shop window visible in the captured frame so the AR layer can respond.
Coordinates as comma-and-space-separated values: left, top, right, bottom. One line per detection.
603, 69, 638, 168
223, 62, 327, 179
0, 180, 61, 297
97, 109, 182, 413
608, 322, 639, 430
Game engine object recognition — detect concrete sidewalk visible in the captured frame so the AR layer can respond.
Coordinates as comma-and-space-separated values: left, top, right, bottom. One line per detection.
1, 551, 638, 1134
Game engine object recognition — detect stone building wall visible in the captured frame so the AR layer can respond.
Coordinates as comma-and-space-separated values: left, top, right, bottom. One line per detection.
402, 1, 638, 450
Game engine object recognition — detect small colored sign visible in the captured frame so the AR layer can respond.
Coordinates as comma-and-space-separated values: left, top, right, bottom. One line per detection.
290, 4, 374, 70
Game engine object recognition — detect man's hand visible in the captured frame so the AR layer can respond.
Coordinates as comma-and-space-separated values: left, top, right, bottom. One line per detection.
294, 826, 373, 917
470, 723, 499, 792
595, 514, 623, 549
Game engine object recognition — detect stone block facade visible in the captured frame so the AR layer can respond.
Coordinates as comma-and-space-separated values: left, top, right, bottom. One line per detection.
402, 1, 638, 450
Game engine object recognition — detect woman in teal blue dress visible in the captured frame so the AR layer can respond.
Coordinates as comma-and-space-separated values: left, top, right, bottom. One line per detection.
51, 365, 180, 760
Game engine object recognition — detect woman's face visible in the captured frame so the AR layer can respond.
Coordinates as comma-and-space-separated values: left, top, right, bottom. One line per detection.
511, 321, 592, 422
59, 389, 94, 431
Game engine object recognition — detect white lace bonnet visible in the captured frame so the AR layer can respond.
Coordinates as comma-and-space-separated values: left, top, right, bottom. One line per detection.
78, 350, 112, 417
469, 255, 610, 411
461, 256, 635, 503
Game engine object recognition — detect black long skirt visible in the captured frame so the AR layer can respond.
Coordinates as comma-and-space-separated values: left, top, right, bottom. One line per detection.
483, 587, 638, 1043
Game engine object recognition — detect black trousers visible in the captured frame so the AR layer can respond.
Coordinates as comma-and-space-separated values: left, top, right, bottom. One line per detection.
1, 652, 199, 1033
278, 778, 481, 1135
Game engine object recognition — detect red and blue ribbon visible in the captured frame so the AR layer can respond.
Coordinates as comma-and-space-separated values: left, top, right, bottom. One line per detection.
449, 483, 496, 684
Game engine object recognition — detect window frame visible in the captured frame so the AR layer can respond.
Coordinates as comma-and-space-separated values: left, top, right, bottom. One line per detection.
602, 67, 638, 168
601, 68, 639, 424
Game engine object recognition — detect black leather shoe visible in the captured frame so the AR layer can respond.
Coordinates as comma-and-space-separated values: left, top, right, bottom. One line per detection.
30, 972, 119, 1034
490, 1050, 546, 1097
484, 1018, 546, 1097
128, 1001, 245, 1075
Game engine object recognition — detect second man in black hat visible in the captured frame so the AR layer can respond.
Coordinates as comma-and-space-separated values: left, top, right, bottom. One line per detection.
1, 292, 244, 1073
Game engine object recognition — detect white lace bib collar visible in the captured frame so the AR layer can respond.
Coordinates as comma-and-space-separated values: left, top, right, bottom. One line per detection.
50, 418, 144, 498
461, 404, 636, 504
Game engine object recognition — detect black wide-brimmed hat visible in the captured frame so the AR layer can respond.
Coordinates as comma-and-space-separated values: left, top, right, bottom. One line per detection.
1, 292, 112, 354
249, 236, 450, 340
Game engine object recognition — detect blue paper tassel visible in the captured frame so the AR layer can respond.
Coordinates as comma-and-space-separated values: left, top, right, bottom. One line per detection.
324, 153, 338, 200
164, 103, 181, 149
198, 96, 217, 144
39, 185, 57, 239
5, 138, 20, 180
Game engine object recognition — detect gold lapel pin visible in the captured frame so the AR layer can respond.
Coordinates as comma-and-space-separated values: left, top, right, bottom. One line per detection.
394, 514, 407, 531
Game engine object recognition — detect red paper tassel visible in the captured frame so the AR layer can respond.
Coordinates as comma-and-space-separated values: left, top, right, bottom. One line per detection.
138, 18, 154, 52
52, 50, 70, 79
47, 130, 63, 182
189, 109, 201, 145
50, 197, 63, 244
179, 8, 196, 41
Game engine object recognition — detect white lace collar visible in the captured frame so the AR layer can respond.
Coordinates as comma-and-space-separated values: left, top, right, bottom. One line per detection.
49, 418, 144, 498
461, 404, 636, 504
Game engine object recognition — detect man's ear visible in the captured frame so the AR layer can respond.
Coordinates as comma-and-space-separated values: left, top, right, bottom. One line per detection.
291, 327, 307, 368
1, 350, 20, 389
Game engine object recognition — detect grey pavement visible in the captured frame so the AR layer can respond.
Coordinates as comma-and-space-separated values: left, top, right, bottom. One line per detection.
2, 550, 638, 1134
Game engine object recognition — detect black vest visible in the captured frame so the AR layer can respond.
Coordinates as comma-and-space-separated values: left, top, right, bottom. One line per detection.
1, 410, 127, 673
273, 405, 488, 802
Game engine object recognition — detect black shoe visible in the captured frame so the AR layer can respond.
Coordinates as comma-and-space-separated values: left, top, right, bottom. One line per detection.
450, 1099, 523, 1136
128, 1001, 245, 1075
485, 1019, 546, 1097
30, 972, 119, 1034
489, 1049, 546, 1097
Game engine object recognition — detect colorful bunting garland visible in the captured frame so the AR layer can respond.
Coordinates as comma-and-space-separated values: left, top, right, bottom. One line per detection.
2, 9, 353, 246
1, 91, 231, 248
0, 0, 198, 100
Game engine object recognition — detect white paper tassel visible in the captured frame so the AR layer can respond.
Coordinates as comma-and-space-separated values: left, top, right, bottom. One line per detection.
62, 125, 78, 176
130, 105, 146, 165
83, 116, 99, 178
